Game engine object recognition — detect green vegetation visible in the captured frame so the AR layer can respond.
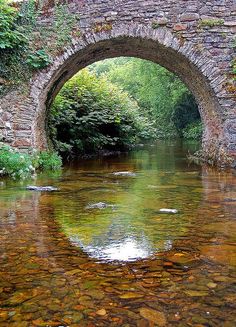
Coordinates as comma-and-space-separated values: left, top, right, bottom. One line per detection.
232, 58, 236, 76
49, 58, 202, 157
151, 21, 160, 29
90, 58, 201, 139
49, 69, 155, 156
0, 1, 202, 160
26, 49, 51, 69
0, 144, 62, 179
0, 0, 79, 95
182, 121, 203, 140
0, 0, 26, 49
199, 19, 224, 27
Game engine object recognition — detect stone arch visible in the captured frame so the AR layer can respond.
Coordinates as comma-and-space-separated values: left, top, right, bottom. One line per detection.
1, 23, 234, 166
28, 25, 225, 160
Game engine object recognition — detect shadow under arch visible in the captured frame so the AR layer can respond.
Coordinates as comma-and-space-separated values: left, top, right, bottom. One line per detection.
30, 24, 225, 159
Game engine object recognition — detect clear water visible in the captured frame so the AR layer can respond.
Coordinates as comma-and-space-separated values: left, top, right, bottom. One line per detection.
0, 141, 235, 326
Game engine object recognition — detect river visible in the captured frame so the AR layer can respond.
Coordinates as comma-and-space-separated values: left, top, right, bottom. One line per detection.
0, 141, 235, 326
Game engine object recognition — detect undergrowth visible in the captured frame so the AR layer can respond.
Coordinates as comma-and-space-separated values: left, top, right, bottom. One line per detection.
0, 144, 62, 179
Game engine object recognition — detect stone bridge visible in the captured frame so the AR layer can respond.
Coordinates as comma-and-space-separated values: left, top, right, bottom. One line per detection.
0, 0, 235, 166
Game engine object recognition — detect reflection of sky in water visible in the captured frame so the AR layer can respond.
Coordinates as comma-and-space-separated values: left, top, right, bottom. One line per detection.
70, 234, 172, 262
48, 143, 206, 263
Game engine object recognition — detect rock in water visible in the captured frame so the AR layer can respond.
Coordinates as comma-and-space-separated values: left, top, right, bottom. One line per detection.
26, 186, 58, 192
85, 202, 116, 210
96, 309, 107, 316
159, 208, 178, 214
112, 171, 136, 177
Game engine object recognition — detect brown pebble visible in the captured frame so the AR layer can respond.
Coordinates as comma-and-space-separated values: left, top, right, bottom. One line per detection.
96, 309, 107, 316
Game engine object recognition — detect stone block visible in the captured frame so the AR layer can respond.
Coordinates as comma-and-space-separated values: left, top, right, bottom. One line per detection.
12, 139, 32, 148
180, 13, 199, 22
173, 23, 188, 31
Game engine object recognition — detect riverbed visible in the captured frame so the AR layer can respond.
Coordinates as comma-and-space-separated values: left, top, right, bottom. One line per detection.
0, 141, 235, 326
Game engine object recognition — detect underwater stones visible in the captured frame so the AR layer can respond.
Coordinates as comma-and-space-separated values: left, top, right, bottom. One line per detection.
207, 282, 217, 289
96, 308, 107, 316
72, 312, 84, 322
119, 292, 145, 299
32, 318, 62, 326
166, 252, 199, 267
85, 289, 105, 300
0, 311, 8, 322
183, 290, 209, 297
200, 245, 236, 266
7, 291, 33, 305
139, 307, 167, 326
26, 186, 59, 192
21, 303, 39, 313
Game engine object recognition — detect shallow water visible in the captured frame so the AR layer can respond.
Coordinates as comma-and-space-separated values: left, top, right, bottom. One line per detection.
0, 141, 236, 326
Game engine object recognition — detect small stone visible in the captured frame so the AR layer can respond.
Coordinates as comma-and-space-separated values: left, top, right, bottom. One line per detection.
119, 292, 144, 299
166, 252, 198, 266
156, 18, 168, 25
180, 13, 199, 21
86, 289, 105, 300
0, 77, 9, 85
26, 186, 58, 192
32, 318, 62, 326
173, 23, 188, 31
139, 307, 167, 326
184, 290, 208, 297
8, 291, 33, 305
73, 312, 84, 322
213, 276, 230, 282
207, 282, 217, 289
85, 202, 116, 210
159, 208, 178, 214
224, 21, 236, 27
0, 311, 8, 321
65, 269, 82, 276
96, 309, 107, 316
112, 171, 136, 177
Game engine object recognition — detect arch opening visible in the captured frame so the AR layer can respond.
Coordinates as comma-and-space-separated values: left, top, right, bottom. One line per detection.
28, 31, 226, 164
47, 55, 202, 157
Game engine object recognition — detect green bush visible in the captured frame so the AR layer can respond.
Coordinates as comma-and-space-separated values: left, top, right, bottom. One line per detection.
0, 145, 34, 179
182, 120, 203, 140
49, 69, 155, 156
0, 144, 62, 179
35, 151, 62, 170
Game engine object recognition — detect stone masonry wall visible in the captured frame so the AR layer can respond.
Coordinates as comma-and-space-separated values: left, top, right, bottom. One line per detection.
0, 0, 235, 166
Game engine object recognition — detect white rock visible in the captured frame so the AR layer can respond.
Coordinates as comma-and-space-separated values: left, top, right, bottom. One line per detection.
159, 208, 178, 214
112, 171, 136, 177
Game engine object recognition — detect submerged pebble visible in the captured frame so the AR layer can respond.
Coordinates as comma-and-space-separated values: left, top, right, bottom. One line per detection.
139, 307, 167, 326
